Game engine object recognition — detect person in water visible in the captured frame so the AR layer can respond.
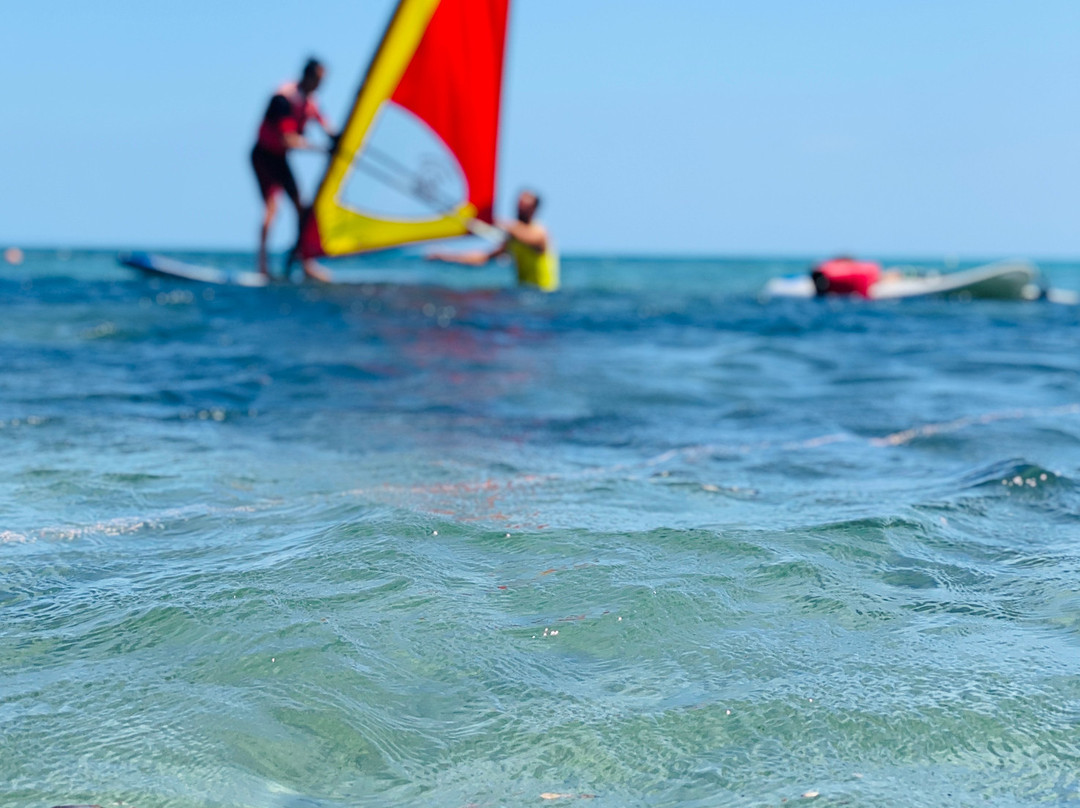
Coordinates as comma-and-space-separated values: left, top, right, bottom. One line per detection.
811, 256, 885, 297
252, 58, 336, 280
427, 190, 560, 292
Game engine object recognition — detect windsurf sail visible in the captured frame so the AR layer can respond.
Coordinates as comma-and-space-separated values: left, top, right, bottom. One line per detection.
299, 0, 510, 259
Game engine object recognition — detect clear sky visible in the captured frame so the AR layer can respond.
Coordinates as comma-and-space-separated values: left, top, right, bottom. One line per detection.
3, 1, 1078, 257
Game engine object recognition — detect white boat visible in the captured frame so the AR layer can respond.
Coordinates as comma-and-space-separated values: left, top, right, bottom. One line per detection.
762, 260, 1065, 301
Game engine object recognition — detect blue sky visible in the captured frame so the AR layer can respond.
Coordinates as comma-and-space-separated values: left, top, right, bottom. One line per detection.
2, 0, 1078, 257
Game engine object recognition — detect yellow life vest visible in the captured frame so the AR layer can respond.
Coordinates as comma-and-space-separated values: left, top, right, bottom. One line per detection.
506, 236, 560, 292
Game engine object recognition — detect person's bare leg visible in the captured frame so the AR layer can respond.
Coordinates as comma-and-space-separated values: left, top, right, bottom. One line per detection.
279, 190, 304, 280
284, 193, 331, 282
258, 195, 278, 277
301, 257, 332, 283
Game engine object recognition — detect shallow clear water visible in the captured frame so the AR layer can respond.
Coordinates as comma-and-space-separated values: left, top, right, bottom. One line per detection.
3, 251, 1080, 807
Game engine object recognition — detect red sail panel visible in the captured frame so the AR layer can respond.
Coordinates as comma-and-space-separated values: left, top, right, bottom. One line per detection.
389, 0, 509, 224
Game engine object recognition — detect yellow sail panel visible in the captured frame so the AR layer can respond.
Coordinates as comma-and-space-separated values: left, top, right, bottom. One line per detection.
300, 0, 510, 258
316, 202, 477, 256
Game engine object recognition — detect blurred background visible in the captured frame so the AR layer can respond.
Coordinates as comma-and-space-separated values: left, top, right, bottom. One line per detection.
2, 0, 1078, 258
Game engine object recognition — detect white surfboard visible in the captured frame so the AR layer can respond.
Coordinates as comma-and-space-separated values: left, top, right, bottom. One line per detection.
119, 252, 271, 287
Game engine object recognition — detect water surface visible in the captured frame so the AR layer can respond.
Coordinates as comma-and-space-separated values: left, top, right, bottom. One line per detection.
3, 251, 1079, 807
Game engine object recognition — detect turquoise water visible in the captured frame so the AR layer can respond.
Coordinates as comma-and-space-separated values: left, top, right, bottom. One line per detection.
3, 251, 1080, 807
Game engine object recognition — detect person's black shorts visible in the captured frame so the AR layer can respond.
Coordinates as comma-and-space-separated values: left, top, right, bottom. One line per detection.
251, 144, 299, 203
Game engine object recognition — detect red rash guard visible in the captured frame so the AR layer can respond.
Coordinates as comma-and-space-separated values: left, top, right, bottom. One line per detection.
256, 82, 327, 156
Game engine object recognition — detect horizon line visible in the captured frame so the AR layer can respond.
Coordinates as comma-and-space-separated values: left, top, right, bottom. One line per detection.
5, 244, 1080, 265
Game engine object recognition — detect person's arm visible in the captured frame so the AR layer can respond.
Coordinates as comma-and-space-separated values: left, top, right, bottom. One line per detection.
280, 119, 327, 152
498, 220, 547, 252
311, 102, 339, 142
427, 241, 507, 266
279, 101, 334, 152
282, 131, 321, 151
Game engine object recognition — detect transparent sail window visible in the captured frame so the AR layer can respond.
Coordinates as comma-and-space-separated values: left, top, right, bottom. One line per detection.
339, 102, 468, 222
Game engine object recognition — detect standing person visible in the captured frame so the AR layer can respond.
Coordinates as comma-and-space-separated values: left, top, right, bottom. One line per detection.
427, 190, 560, 292
251, 58, 336, 280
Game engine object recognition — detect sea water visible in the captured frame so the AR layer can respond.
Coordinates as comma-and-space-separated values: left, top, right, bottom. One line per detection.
2, 251, 1079, 807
